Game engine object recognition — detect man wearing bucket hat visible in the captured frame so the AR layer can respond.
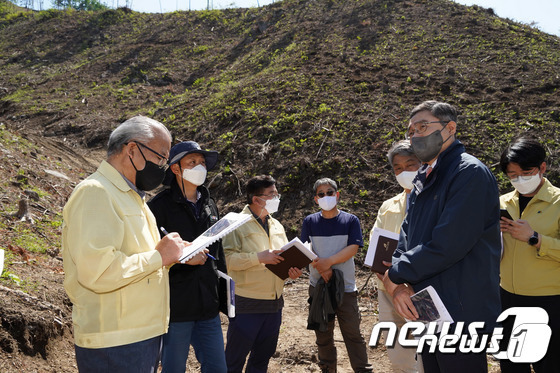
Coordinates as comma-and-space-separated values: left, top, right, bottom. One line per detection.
148, 141, 227, 373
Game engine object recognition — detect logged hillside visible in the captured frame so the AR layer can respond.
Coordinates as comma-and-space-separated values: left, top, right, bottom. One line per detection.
1, 0, 559, 232
0, 0, 559, 370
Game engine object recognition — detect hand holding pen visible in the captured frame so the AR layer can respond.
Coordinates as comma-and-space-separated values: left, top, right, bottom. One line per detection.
155, 230, 184, 266
160, 227, 217, 263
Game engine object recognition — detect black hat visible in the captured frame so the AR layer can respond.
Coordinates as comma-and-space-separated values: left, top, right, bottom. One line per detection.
168, 141, 218, 171
163, 141, 218, 186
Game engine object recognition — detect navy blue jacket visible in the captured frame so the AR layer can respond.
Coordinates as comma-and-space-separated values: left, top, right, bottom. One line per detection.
148, 181, 227, 322
388, 140, 501, 330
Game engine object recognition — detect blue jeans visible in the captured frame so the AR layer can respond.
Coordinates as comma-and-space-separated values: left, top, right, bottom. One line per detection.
225, 310, 282, 373
161, 314, 226, 373
74, 335, 162, 373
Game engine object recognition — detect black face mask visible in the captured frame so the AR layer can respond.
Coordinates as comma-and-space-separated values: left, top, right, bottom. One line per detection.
129, 156, 166, 191
411, 122, 452, 163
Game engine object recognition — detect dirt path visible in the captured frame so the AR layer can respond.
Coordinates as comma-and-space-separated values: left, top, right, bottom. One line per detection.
183, 268, 392, 373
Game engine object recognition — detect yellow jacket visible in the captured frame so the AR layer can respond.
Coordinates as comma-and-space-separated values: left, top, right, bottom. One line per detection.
500, 178, 560, 296
223, 205, 287, 300
371, 191, 408, 291
62, 161, 169, 348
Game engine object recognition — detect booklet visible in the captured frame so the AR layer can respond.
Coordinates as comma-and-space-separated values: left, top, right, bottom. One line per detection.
218, 270, 235, 318
179, 212, 252, 263
266, 237, 317, 280
407, 285, 454, 333
364, 227, 399, 274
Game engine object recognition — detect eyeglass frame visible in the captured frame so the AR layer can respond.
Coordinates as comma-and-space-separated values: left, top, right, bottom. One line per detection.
316, 190, 337, 198
406, 120, 449, 139
508, 167, 540, 182
131, 141, 169, 170
257, 193, 281, 199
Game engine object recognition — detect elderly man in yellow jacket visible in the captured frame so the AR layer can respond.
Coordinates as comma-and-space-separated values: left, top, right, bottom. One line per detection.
62, 116, 186, 372
223, 174, 302, 373
370, 140, 423, 373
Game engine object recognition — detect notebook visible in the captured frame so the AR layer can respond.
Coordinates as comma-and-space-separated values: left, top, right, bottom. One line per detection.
266, 237, 317, 280
179, 212, 252, 263
364, 227, 399, 274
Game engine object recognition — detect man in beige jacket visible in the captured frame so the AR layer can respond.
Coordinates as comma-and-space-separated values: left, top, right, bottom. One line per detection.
371, 140, 422, 373
62, 116, 186, 372
223, 175, 302, 373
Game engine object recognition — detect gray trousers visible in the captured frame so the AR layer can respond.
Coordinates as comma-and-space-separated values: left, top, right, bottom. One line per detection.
309, 286, 372, 373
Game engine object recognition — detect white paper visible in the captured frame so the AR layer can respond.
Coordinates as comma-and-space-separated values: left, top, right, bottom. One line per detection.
0, 249, 4, 274
279, 237, 316, 260
218, 270, 235, 318
179, 212, 252, 263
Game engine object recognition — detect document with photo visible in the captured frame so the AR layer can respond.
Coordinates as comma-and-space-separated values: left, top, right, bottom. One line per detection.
407, 285, 454, 333
179, 212, 252, 263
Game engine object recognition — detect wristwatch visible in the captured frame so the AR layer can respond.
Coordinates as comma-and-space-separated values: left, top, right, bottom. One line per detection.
528, 231, 539, 246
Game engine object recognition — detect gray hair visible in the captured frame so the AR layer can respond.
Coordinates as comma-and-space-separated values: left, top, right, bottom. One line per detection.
106, 116, 171, 158
409, 100, 458, 123
313, 178, 337, 194
387, 140, 417, 165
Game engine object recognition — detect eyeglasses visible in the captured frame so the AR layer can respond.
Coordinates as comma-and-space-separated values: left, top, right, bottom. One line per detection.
134, 141, 169, 170
406, 121, 449, 139
316, 190, 336, 198
509, 168, 539, 182
257, 193, 281, 199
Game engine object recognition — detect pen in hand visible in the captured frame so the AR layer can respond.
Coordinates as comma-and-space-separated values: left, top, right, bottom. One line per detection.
159, 227, 216, 261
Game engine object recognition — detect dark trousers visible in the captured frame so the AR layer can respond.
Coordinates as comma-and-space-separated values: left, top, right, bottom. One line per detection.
74, 335, 162, 373
499, 288, 560, 373
309, 287, 372, 373
420, 348, 487, 373
225, 310, 282, 373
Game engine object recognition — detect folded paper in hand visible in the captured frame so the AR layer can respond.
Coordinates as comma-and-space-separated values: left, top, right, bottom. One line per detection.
179, 212, 252, 263
407, 285, 454, 333
266, 237, 317, 280
364, 227, 399, 274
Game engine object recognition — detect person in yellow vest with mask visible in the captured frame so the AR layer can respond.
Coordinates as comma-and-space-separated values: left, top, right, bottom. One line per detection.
371, 140, 423, 373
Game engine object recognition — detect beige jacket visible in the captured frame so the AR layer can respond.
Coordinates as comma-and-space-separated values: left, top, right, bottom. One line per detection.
62, 161, 169, 348
223, 205, 287, 300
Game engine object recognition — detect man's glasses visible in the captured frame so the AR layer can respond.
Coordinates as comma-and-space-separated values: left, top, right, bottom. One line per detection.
257, 193, 281, 199
406, 121, 449, 139
134, 141, 169, 169
509, 168, 539, 182
316, 190, 336, 198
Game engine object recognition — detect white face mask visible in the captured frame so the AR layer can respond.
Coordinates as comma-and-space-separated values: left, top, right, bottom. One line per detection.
182, 164, 207, 186
263, 197, 280, 214
511, 174, 541, 195
395, 170, 418, 190
317, 196, 338, 211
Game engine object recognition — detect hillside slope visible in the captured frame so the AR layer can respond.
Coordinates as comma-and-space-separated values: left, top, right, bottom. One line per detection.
1, 0, 559, 231
0, 0, 559, 370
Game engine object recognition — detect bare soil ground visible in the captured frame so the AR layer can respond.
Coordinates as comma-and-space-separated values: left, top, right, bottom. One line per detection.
0, 135, 502, 372
0, 252, 501, 372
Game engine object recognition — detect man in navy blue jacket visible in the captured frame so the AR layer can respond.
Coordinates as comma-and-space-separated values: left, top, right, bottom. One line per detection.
383, 101, 501, 372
